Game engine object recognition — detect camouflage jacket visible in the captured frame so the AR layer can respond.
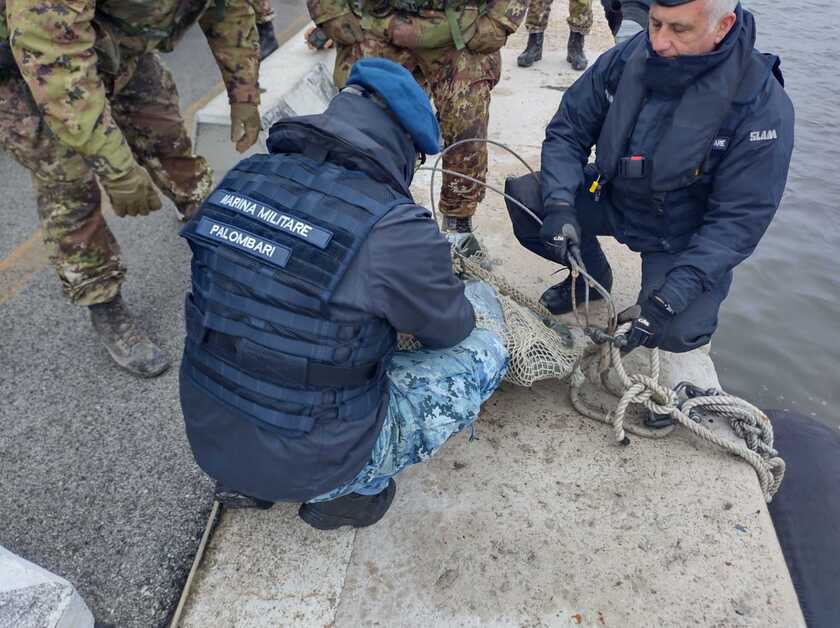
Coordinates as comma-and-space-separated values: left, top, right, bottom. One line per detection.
5, 0, 259, 180
307, 0, 526, 47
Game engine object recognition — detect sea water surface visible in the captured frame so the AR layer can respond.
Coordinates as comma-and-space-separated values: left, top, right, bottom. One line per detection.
710, 0, 840, 428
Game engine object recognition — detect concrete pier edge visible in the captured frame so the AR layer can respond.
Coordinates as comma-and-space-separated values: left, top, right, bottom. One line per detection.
182, 8, 804, 627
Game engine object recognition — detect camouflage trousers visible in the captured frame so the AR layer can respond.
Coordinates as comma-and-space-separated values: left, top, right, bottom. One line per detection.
525, 0, 593, 34
250, 0, 275, 24
0, 53, 211, 306
309, 326, 508, 502
334, 38, 501, 218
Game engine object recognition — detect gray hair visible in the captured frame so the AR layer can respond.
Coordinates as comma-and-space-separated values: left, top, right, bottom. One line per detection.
704, 0, 738, 23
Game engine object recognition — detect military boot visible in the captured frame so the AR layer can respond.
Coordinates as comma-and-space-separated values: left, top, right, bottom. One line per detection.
258, 21, 279, 60
517, 32, 544, 68
298, 479, 396, 530
567, 31, 588, 71
89, 295, 170, 378
443, 216, 482, 258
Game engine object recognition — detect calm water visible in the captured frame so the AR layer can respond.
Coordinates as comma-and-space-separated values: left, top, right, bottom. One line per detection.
710, 0, 840, 428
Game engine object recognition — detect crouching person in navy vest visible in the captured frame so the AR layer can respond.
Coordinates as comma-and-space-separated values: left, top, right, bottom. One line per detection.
178, 58, 508, 529
506, 0, 794, 353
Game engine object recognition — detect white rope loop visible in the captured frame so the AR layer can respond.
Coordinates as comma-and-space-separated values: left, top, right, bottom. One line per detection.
420, 139, 786, 501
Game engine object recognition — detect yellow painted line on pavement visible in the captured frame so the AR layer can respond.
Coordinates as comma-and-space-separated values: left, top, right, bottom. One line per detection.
0, 12, 313, 306
0, 229, 49, 305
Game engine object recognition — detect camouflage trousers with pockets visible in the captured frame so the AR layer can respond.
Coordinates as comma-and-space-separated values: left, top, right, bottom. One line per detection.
525, 0, 592, 34
310, 281, 509, 502
0, 52, 211, 306
334, 38, 501, 219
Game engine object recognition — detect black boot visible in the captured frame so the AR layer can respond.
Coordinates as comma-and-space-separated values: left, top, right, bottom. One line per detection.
257, 21, 279, 60
215, 483, 273, 510
540, 242, 613, 315
88, 295, 170, 378
540, 266, 613, 315
517, 32, 544, 68
567, 31, 588, 71
298, 479, 396, 530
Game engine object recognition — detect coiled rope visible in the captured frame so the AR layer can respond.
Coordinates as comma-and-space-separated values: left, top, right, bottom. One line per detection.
418, 139, 786, 501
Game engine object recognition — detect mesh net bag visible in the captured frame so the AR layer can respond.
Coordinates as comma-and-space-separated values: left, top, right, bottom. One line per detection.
398, 252, 582, 387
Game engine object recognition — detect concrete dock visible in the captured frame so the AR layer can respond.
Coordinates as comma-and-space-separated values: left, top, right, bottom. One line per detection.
178, 7, 804, 627
0, 2, 804, 626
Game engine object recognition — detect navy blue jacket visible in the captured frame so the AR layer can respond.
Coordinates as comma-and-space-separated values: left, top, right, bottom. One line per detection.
541, 6, 794, 312
180, 92, 475, 502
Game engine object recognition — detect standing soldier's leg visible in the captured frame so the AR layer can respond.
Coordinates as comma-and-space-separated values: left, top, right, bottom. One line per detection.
0, 76, 124, 305
251, 0, 279, 59
425, 48, 501, 256
518, 0, 552, 67
0, 75, 169, 377
110, 53, 213, 222
567, 0, 593, 70
333, 42, 365, 88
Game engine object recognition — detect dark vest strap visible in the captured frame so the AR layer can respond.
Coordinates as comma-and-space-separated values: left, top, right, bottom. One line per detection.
185, 339, 381, 402
182, 353, 387, 433
187, 293, 339, 362
182, 360, 318, 433
191, 246, 322, 313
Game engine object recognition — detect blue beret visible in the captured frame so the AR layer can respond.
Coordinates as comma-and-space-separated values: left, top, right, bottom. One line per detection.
346, 57, 442, 155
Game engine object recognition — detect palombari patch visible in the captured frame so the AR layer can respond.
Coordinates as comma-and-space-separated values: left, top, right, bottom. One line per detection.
196, 217, 291, 268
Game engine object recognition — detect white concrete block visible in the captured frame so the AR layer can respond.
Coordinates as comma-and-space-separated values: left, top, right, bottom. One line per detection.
0, 546, 94, 628
194, 31, 337, 179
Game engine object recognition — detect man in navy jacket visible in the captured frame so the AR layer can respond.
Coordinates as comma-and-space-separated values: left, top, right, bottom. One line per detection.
507, 0, 794, 352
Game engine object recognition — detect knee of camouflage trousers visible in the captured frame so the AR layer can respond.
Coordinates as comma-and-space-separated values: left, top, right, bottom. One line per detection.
33, 174, 125, 306
308, 302, 509, 503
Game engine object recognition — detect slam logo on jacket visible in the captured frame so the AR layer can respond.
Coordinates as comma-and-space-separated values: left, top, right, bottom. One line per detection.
749, 129, 778, 142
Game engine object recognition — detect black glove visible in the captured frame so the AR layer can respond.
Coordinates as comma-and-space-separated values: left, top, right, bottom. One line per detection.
619, 292, 676, 352
540, 204, 582, 267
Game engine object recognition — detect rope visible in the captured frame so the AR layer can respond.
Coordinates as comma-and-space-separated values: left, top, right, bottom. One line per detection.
419, 138, 786, 501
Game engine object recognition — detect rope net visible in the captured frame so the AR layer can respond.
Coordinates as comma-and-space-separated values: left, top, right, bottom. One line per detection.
398, 251, 582, 387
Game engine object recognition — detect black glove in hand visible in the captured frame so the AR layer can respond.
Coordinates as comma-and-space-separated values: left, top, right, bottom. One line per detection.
540, 204, 582, 267
619, 293, 676, 352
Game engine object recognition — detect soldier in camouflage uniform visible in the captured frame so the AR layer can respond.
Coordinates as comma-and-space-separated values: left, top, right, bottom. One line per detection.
307, 0, 527, 256
0, 0, 261, 377
251, 0, 279, 58
518, 0, 622, 70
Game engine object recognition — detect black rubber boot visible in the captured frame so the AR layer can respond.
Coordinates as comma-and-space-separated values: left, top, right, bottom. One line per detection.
517, 32, 544, 68
540, 242, 613, 315
88, 295, 170, 378
443, 215, 482, 258
540, 266, 613, 315
215, 483, 273, 510
567, 31, 588, 71
257, 21, 279, 60
298, 479, 396, 530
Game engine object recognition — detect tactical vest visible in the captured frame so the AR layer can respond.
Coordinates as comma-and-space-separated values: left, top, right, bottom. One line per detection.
180, 152, 411, 501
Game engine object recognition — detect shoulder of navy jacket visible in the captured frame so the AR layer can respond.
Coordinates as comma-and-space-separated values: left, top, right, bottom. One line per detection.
732, 51, 780, 107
